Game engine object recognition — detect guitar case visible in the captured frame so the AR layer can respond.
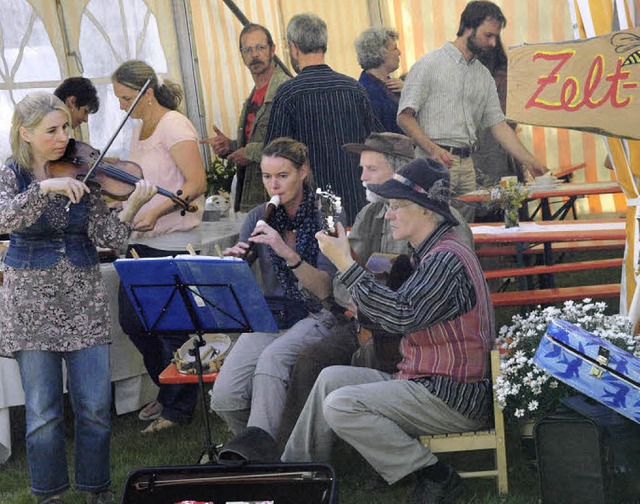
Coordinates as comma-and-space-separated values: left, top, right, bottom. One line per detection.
535, 395, 640, 504
120, 462, 337, 504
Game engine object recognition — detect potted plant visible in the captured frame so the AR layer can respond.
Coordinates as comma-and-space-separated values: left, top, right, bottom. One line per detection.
206, 155, 236, 198
204, 156, 236, 220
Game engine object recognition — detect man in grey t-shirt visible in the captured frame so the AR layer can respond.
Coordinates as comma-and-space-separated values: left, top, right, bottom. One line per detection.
397, 1, 547, 221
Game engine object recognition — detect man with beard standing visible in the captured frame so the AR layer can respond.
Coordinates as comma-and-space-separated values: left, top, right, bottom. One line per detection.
201, 24, 290, 212
397, 1, 547, 222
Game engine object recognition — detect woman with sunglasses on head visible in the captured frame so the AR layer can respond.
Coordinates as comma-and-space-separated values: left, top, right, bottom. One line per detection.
112, 60, 207, 434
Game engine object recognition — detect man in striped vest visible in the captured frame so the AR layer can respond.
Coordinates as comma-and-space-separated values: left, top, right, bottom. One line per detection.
281, 157, 495, 504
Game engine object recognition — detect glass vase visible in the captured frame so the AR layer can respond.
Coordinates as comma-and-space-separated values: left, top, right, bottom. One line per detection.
504, 207, 519, 228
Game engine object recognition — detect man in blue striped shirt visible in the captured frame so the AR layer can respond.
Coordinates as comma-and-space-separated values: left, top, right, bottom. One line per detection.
264, 13, 383, 224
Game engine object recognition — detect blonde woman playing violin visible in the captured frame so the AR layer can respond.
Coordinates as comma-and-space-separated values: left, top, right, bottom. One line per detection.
0, 92, 155, 504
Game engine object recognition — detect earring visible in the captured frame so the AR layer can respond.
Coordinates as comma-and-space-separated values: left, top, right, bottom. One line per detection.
147, 100, 152, 106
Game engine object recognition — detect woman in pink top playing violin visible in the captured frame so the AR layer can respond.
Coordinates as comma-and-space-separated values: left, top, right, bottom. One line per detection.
112, 60, 207, 434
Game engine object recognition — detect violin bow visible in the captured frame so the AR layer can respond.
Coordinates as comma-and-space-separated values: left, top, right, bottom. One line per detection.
65, 78, 152, 210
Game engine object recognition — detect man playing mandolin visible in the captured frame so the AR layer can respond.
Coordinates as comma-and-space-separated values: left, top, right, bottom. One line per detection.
282, 157, 494, 503
210, 137, 347, 459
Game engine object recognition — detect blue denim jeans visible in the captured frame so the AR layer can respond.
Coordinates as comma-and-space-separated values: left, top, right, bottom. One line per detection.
118, 244, 197, 424
15, 346, 111, 498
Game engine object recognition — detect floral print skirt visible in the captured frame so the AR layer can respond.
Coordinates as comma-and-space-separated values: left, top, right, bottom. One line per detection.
0, 257, 111, 356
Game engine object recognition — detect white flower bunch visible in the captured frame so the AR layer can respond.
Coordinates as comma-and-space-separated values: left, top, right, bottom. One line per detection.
495, 299, 640, 422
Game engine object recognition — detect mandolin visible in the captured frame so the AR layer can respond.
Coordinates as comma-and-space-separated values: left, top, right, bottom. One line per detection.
315, 186, 342, 237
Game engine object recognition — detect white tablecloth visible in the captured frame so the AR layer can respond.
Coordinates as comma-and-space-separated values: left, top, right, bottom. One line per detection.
198, 217, 245, 256
0, 216, 245, 464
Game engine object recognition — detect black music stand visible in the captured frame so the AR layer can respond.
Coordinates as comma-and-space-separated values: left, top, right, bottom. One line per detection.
114, 256, 278, 463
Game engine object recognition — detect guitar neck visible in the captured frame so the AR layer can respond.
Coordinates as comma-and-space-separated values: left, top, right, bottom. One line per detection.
316, 187, 342, 237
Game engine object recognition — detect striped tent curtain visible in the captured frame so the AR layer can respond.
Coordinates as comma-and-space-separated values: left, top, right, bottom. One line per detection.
190, 0, 626, 215
190, 0, 370, 141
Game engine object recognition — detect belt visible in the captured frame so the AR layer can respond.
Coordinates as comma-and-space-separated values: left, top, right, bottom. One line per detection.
436, 144, 476, 158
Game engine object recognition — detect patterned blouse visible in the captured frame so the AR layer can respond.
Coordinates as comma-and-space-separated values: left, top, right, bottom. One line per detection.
0, 165, 133, 356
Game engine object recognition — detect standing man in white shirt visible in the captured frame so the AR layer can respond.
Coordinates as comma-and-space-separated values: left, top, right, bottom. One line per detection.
397, 0, 547, 221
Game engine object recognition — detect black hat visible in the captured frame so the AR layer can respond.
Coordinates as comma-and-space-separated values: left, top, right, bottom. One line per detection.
368, 157, 457, 225
342, 132, 415, 160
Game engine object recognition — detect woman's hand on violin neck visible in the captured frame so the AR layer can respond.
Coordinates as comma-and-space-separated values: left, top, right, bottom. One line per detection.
129, 180, 157, 209
39, 177, 90, 203
117, 180, 157, 224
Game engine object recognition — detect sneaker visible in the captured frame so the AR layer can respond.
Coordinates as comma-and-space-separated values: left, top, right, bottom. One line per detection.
141, 416, 178, 434
411, 464, 464, 504
86, 490, 114, 504
138, 400, 163, 421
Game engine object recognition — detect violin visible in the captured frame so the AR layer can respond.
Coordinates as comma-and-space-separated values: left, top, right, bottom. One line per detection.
49, 139, 198, 214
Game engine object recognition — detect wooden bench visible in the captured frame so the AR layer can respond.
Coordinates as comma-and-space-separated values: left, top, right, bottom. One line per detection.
483, 258, 623, 280
475, 239, 626, 258
491, 283, 620, 307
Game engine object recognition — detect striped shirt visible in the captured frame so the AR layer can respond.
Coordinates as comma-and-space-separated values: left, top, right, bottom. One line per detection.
339, 223, 495, 421
264, 65, 383, 224
398, 42, 505, 158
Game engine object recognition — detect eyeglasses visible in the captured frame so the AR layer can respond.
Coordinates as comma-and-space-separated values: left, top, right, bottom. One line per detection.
384, 201, 414, 212
240, 43, 270, 55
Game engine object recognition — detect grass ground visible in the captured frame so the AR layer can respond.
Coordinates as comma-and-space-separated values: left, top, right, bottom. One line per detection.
0, 398, 541, 504
0, 249, 624, 503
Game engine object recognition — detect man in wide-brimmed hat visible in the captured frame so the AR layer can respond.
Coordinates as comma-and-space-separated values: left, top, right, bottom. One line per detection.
281, 157, 495, 504
278, 132, 478, 451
